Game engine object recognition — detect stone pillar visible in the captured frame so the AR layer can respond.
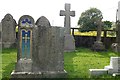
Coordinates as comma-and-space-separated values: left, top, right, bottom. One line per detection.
92, 18, 105, 51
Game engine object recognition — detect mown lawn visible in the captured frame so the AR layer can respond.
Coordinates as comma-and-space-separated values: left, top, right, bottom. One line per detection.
1, 47, 120, 79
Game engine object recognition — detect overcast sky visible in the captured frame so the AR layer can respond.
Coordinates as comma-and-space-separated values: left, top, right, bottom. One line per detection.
0, 0, 119, 27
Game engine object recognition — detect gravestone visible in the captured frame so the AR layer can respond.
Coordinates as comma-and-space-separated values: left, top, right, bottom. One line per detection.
11, 15, 67, 78
92, 18, 105, 51
11, 15, 34, 77
1, 14, 17, 48
60, 3, 75, 52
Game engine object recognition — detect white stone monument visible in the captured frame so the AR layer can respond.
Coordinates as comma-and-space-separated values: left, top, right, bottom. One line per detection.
60, 3, 75, 52
104, 57, 120, 76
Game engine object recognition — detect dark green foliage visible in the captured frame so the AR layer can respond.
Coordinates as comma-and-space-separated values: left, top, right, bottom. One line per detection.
78, 8, 103, 32
103, 21, 112, 30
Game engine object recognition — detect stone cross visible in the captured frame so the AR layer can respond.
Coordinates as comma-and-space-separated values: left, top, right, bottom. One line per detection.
96, 18, 102, 42
60, 3, 75, 34
92, 18, 105, 51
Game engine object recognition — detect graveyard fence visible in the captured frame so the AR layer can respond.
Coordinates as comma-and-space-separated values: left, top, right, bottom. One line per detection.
15, 28, 116, 49
71, 28, 116, 49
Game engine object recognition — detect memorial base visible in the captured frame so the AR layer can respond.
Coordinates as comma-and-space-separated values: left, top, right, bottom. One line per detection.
64, 34, 75, 52
92, 41, 105, 51
11, 70, 67, 78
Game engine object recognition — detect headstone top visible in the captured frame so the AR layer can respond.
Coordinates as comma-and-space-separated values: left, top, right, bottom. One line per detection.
36, 16, 51, 27
18, 15, 35, 27
2, 14, 14, 22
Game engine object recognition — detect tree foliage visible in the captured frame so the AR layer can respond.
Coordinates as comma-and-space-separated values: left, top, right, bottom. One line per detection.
78, 8, 103, 32
103, 21, 112, 30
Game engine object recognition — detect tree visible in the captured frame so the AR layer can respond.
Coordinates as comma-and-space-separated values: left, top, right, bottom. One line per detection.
78, 8, 103, 32
103, 21, 112, 30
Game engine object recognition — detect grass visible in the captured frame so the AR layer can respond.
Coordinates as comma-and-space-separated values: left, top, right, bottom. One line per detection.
64, 48, 118, 78
1, 48, 17, 80
1, 47, 120, 79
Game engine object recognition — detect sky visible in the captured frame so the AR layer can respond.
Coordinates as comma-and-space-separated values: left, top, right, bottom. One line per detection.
0, 0, 119, 27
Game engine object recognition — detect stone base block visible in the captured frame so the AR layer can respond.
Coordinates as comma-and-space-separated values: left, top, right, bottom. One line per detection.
11, 70, 67, 78
92, 41, 105, 51
89, 69, 108, 76
64, 34, 75, 52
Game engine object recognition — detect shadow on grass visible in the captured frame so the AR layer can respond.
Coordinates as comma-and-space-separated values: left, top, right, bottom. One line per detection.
2, 48, 17, 54
64, 51, 78, 78
2, 62, 15, 80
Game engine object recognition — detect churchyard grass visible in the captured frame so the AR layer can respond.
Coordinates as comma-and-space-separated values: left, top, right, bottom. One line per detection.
1, 47, 119, 79
1, 48, 17, 79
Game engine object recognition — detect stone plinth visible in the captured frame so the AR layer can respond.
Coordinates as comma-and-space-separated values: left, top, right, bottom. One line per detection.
64, 34, 75, 52
11, 70, 67, 78
89, 69, 108, 76
92, 41, 105, 51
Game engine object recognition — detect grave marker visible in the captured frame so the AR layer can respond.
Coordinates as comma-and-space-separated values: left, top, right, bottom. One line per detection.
11, 16, 67, 78
1, 14, 17, 48
60, 3, 75, 52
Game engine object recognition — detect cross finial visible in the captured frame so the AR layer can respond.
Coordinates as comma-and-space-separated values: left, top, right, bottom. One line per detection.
65, 3, 70, 10
60, 3, 75, 34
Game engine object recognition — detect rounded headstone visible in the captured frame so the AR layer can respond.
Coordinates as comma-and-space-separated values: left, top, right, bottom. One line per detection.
36, 16, 51, 27
18, 15, 35, 27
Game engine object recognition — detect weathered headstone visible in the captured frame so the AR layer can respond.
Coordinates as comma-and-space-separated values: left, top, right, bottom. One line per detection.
33, 16, 67, 77
11, 16, 67, 78
92, 18, 105, 51
60, 3, 75, 52
1, 14, 17, 48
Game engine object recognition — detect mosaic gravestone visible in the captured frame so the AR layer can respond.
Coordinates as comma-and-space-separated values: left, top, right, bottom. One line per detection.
11, 16, 67, 78
60, 3, 75, 52
1, 14, 17, 48
11, 15, 34, 77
